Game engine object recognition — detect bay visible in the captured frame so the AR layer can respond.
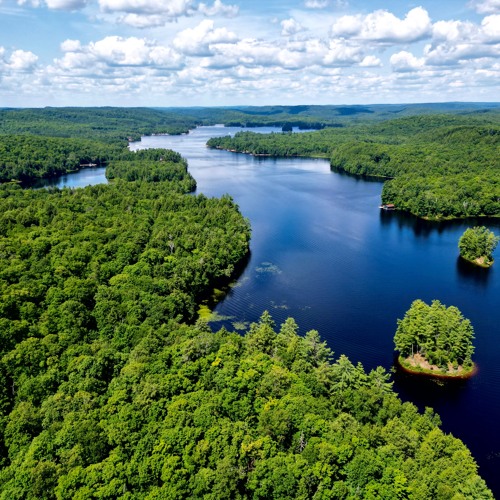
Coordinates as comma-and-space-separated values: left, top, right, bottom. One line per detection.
30, 166, 108, 189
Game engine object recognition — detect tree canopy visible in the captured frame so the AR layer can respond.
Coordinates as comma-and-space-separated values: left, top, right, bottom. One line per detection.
458, 226, 499, 267
394, 300, 475, 374
0, 107, 494, 498
0, 168, 491, 499
0, 107, 199, 143
0, 308, 492, 499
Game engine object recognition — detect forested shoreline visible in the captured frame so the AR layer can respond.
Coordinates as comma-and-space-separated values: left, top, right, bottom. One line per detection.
207, 113, 500, 220
0, 107, 495, 497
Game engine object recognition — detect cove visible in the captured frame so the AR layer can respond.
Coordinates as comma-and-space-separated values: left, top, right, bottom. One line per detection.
29, 165, 109, 189
44, 125, 500, 495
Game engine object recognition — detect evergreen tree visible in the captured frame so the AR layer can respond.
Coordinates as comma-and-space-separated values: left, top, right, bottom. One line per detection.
459, 226, 499, 266
394, 299, 475, 371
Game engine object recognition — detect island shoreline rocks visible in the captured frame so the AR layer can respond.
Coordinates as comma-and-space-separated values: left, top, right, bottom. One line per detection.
396, 354, 477, 380
459, 254, 494, 268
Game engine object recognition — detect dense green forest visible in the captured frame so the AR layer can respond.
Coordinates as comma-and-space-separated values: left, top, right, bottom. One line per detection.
0, 135, 198, 186
106, 148, 197, 191
0, 154, 256, 497
0, 107, 495, 497
207, 113, 500, 220
394, 300, 475, 375
0, 310, 492, 498
0, 135, 121, 183
0, 108, 199, 143
161, 102, 500, 129
2, 102, 498, 143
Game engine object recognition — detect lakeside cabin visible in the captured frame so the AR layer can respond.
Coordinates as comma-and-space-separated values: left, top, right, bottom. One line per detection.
380, 203, 395, 210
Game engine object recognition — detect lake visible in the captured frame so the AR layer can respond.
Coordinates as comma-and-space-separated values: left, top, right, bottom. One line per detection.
47, 125, 500, 495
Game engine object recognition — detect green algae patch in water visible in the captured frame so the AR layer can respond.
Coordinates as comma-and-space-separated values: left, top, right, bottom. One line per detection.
197, 304, 234, 323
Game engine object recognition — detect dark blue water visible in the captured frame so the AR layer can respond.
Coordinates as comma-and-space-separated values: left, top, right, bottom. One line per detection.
50, 126, 500, 495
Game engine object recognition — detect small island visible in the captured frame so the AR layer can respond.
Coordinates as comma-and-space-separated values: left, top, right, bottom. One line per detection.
458, 226, 499, 268
394, 299, 476, 378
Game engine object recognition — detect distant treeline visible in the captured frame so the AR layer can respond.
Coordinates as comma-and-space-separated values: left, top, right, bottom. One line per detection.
161, 102, 500, 128
0, 107, 198, 143
208, 113, 500, 220
3, 103, 498, 144
224, 120, 339, 130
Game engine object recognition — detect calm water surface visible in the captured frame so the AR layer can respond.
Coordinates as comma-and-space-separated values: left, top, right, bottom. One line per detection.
52, 126, 500, 495
31, 166, 109, 189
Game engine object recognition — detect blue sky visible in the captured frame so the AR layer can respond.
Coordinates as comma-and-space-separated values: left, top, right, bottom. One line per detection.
0, 0, 498, 106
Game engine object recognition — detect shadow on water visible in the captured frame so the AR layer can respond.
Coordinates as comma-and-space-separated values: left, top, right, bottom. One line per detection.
379, 210, 446, 238
456, 255, 493, 286
196, 250, 252, 320
393, 360, 470, 408
330, 165, 387, 184
380, 210, 500, 239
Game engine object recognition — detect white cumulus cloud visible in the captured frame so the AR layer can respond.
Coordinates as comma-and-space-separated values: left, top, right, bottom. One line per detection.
217, 39, 278, 68
198, 36, 369, 71
424, 41, 499, 65
331, 7, 432, 44
90, 36, 181, 66
323, 39, 363, 65
16, 0, 235, 15
390, 50, 425, 72
432, 19, 477, 42
92, 36, 154, 65
53, 35, 184, 73
98, 0, 238, 26
60, 39, 82, 52
360, 55, 382, 67
482, 14, 500, 41
8, 49, 38, 70
281, 18, 305, 37
426, 15, 500, 65
198, 0, 238, 17
173, 20, 237, 56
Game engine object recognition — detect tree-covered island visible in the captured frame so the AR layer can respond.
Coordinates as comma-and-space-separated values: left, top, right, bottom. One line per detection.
458, 226, 499, 268
394, 300, 476, 377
